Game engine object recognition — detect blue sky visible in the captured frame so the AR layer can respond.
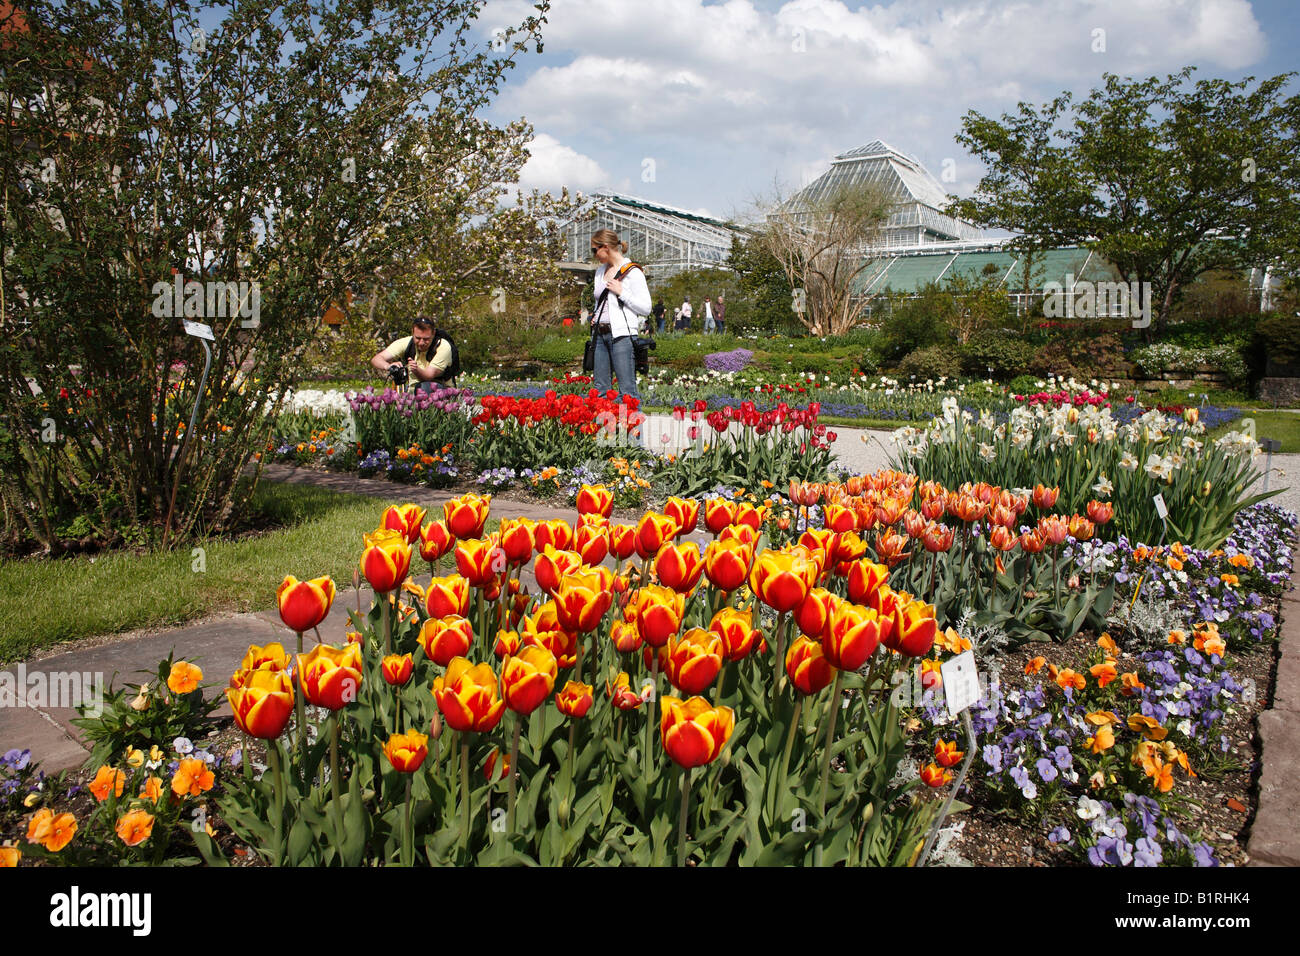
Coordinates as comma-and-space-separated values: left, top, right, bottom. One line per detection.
475, 0, 1299, 221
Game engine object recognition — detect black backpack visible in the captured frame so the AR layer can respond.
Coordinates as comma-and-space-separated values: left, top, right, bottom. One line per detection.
405, 328, 461, 383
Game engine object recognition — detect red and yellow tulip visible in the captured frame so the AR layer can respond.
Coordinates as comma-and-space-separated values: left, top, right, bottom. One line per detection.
709, 606, 759, 662
664, 628, 724, 695
785, 635, 833, 695
654, 541, 705, 593
277, 575, 336, 632
425, 574, 471, 619
501, 645, 559, 715
556, 680, 594, 719
381, 653, 414, 687
576, 484, 614, 519
432, 657, 506, 733
360, 529, 412, 594
227, 669, 295, 739
444, 493, 491, 540
660, 696, 735, 768
380, 504, 427, 544
384, 731, 429, 773
297, 643, 364, 711
418, 616, 474, 667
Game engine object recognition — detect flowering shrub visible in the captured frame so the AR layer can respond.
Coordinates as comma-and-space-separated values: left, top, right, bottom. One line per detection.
704, 348, 754, 373
1128, 343, 1248, 389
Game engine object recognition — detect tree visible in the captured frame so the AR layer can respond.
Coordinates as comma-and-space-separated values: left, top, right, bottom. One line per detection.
950, 68, 1300, 333
726, 233, 795, 334
0, 0, 550, 552
754, 183, 892, 336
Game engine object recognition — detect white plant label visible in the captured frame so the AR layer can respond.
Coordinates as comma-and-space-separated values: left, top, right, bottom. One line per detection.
1152, 493, 1168, 520
941, 651, 980, 718
182, 320, 214, 341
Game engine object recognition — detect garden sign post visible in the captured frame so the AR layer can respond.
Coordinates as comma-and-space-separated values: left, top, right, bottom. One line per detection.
916, 650, 981, 867
1261, 438, 1280, 493
161, 320, 214, 551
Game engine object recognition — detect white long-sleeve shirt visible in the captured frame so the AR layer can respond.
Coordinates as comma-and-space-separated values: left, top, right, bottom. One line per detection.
594, 261, 651, 338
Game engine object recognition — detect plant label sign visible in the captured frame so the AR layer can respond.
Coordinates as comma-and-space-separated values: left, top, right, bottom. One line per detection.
182, 320, 214, 341
1152, 493, 1168, 520
940, 651, 980, 718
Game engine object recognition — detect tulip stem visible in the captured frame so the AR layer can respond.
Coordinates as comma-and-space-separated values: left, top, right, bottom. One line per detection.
475, 589, 485, 653
329, 715, 343, 842
676, 766, 691, 867
268, 742, 285, 867
644, 656, 658, 778
242, 732, 252, 782
294, 630, 307, 773
381, 597, 391, 657
771, 614, 789, 706
403, 776, 413, 867
818, 670, 845, 817
460, 738, 471, 859
776, 696, 803, 820
507, 716, 522, 834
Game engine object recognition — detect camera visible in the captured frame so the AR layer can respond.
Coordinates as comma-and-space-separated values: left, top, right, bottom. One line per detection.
633, 336, 655, 374
388, 362, 409, 388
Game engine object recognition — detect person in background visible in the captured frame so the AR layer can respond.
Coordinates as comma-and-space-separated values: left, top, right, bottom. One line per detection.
678, 297, 692, 331
590, 228, 650, 401
715, 294, 726, 335
703, 295, 715, 333
370, 316, 453, 394
653, 297, 666, 335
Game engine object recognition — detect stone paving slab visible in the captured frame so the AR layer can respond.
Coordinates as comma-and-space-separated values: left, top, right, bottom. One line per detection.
1247, 543, 1300, 867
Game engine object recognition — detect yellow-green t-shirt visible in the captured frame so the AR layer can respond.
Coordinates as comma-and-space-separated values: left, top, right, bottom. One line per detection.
382, 336, 453, 376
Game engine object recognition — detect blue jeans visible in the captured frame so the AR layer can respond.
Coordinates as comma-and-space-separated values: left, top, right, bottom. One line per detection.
593, 331, 639, 401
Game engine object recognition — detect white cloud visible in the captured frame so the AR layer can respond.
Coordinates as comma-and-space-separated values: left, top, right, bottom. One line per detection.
517, 133, 608, 193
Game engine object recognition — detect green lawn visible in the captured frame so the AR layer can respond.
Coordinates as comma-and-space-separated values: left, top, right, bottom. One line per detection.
0, 483, 416, 663
1211, 410, 1300, 454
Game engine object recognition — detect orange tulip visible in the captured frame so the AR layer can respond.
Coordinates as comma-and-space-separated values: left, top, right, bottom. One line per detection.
425, 574, 471, 618
381, 504, 427, 544
785, 635, 833, 695
989, 525, 1018, 552
654, 541, 705, 593
1068, 515, 1096, 541
886, 596, 936, 658
457, 534, 505, 588
610, 618, 643, 653
277, 575, 336, 632
576, 484, 614, 519
384, 731, 429, 773
534, 545, 584, 596
1020, 530, 1046, 554
498, 518, 537, 566
846, 559, 889, 605
418, 616, 474, 667
237, 642, 289, 676
1086, 500, 1115, 525
663, 496, 700, 535
494, 628, 524, 659
874, 527, 912, 567
381, 653, 414, 686
948, 494, 986, 523
875, 496, 909, 528
297, 643, 364, 711
988, 504, 1017, 529
704, 537, 752, 592
920, 762, 953, 788
732, 501, 767, 532
432, 657, 506, 733
360, 529, 412, 594
1032, 484, 1060, 510
831, 531, 868, 568
921, 523, 954, 553
664, 628, 724, 695
822, 502, 857, 534
608, 671, 646, 710
798, 527, 836, 569
553, 569, 615, 633
89, 765, 125, 802
523, 624, 578, 670
709, 606, 760, 661
795, 586, 839, 640
418, 518, 455, 563
632, 584, 686, 648
171, 757, 215, 797
703, 498, 737, 534
501, 645, 559, 715
556, 680, 594, 719
634, 511, 678, 559
227, 669, 295, 739
822, 602, 882, 671
444, 493, 491, 540
574, 521, 609, 566
660, 696, 735, 769
934, 739, 964, 768
1037, 515, 1069, 546
719, 525, 760, 552
920, 494, 947, 521
608, 523, 637, 560
534, 518, 575, 554
166, 661, 204, 695
750, 548, 817, 614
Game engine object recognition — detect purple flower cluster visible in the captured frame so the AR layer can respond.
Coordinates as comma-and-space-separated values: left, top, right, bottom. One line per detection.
346, 384, 474, 415
704, 349, 754, 373
1, 747, 43, 809
1067, 794, 1218, 867
1066, 503, 1296, 643
1134, 646, 1241, 751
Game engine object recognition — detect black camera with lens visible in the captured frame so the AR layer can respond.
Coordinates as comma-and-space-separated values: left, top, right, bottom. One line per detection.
388, 362, 409, 388
633, 336, 656, 374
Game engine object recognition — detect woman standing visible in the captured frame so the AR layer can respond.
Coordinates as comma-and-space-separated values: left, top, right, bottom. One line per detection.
590, 229, 651, 401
